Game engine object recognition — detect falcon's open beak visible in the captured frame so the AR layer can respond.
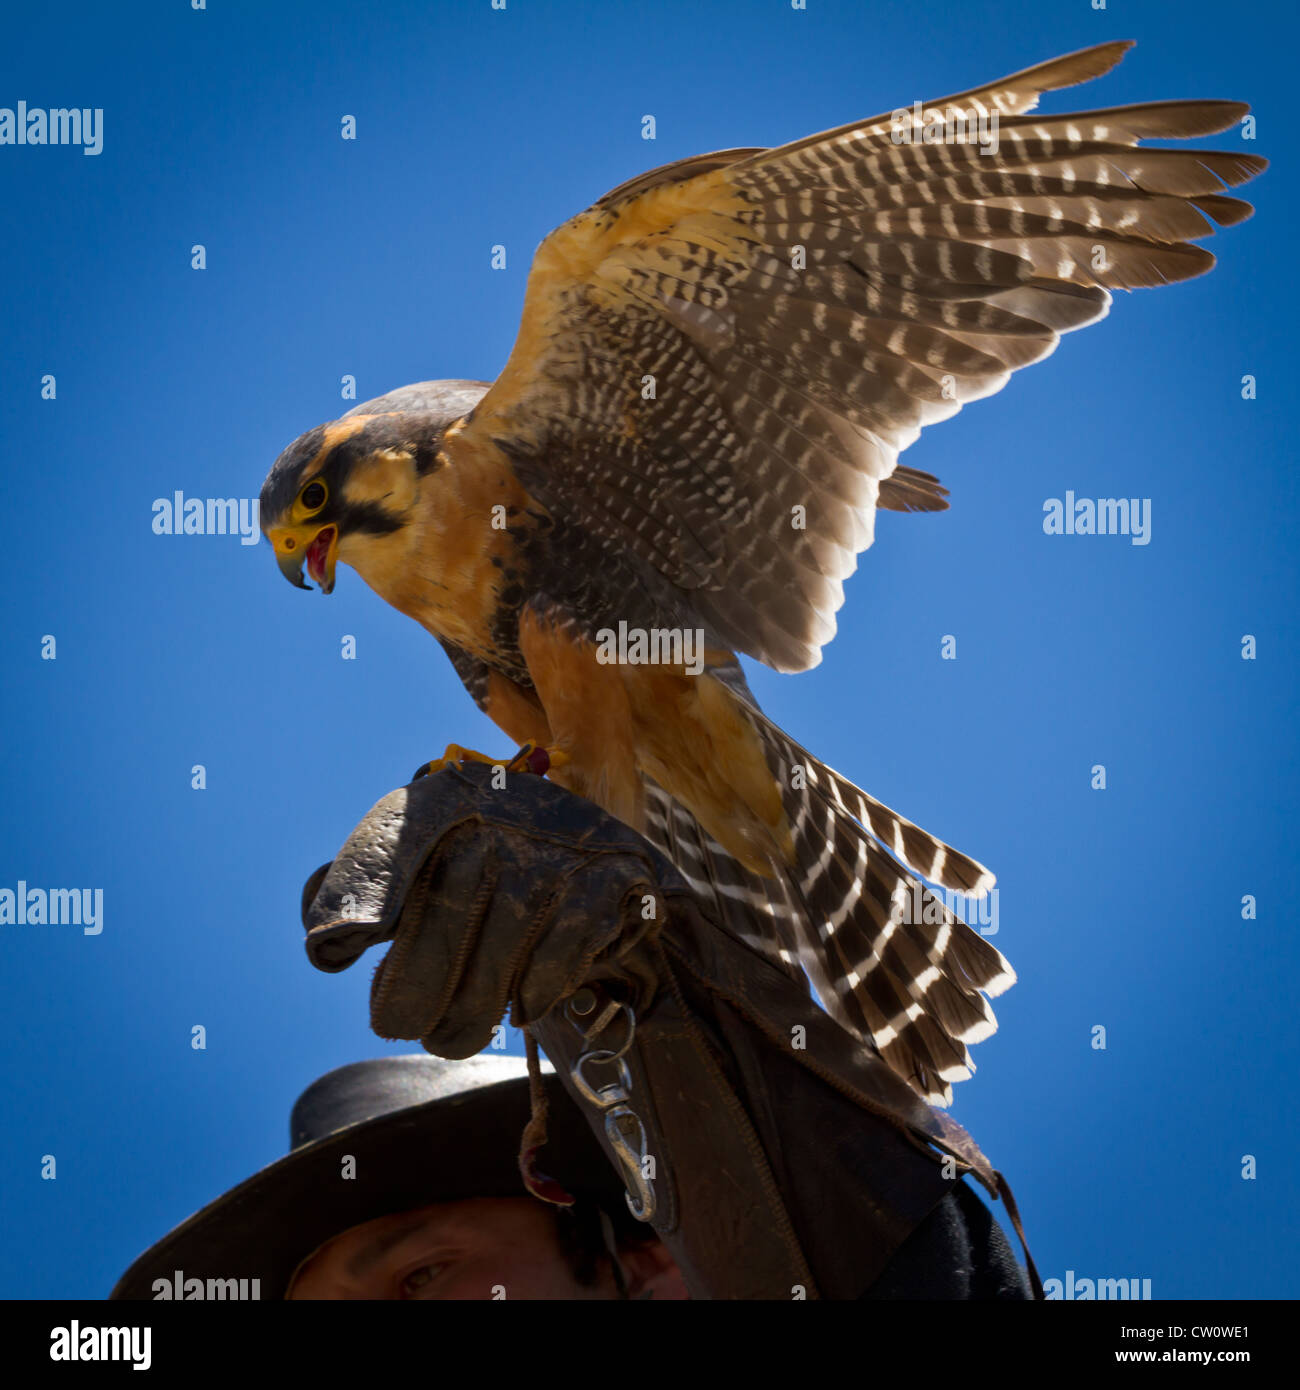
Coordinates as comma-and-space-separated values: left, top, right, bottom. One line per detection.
270, 526, 338, 594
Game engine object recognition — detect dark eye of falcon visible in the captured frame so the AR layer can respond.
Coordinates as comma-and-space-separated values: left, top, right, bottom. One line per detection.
300, 480, 327, 511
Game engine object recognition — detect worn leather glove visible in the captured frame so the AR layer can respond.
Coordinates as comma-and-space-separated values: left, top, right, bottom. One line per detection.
300, 761, 1041, 1300
300, 762, 676, 1056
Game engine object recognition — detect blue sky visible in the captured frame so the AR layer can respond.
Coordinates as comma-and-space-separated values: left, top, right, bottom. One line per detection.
1, 0, 1295, 1299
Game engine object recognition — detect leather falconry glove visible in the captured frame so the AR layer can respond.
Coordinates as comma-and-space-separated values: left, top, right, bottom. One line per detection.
299, 761, 1041, 1300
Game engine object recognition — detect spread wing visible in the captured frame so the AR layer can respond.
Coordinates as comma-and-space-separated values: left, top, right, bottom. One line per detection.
458, 40, 1264, 672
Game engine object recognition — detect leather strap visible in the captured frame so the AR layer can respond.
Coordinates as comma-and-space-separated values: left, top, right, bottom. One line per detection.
531, 973, 820, 1300
993, 1170, 1045, 1300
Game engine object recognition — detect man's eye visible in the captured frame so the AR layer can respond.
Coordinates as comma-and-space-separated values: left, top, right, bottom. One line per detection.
399, 1263, 446, 1297
300, 481, 327, 511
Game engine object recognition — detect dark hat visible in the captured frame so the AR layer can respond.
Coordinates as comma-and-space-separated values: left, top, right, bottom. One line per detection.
109, 1053, 626, 1300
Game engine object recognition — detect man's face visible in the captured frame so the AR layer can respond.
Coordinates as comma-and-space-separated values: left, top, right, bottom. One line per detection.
285, 1196, 688, 1300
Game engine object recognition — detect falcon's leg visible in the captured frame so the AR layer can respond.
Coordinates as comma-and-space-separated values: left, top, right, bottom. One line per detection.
413, 667, 569, 781
517, 603, 644, 832
516, 599, 790, 872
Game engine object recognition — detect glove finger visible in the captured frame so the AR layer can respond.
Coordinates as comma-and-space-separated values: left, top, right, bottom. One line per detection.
370, 828, 497, 1050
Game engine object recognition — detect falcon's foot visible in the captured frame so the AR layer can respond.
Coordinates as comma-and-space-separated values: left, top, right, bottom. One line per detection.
503, 742, 572, 776
412, 742, 571, 782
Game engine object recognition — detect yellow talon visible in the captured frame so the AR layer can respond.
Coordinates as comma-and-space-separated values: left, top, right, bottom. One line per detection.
413, 743, 503, 780
442, 743, 501, 767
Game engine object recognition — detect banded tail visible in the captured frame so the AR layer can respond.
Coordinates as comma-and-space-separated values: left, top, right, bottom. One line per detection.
644, 705, 1012, 1107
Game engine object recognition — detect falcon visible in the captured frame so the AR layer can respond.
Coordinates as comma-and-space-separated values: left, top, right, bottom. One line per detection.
260, 42, 1263, 1105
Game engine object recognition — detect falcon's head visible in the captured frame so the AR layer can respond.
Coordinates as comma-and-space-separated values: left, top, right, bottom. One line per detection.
259, 381, 489, 593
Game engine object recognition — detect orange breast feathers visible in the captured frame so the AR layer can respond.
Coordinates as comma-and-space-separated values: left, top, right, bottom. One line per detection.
512, 605, 793, 878
345, 424, 538, 662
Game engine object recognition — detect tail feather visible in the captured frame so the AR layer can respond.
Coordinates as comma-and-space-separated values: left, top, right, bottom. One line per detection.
643, 778, 811, 987
743, 702, 1012, 1105
785, 793, 985, 1103
769, 719, 1012, 1104
779, 717, 997, 895
639, 664, 1015, 1106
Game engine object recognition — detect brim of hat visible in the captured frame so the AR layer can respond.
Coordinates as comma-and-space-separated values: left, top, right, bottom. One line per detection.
109, 1064, 623, 1299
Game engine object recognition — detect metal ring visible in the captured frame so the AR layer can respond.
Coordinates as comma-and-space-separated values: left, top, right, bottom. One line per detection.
570, 1049, 632, 1110
598, 1002, 638, 1063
